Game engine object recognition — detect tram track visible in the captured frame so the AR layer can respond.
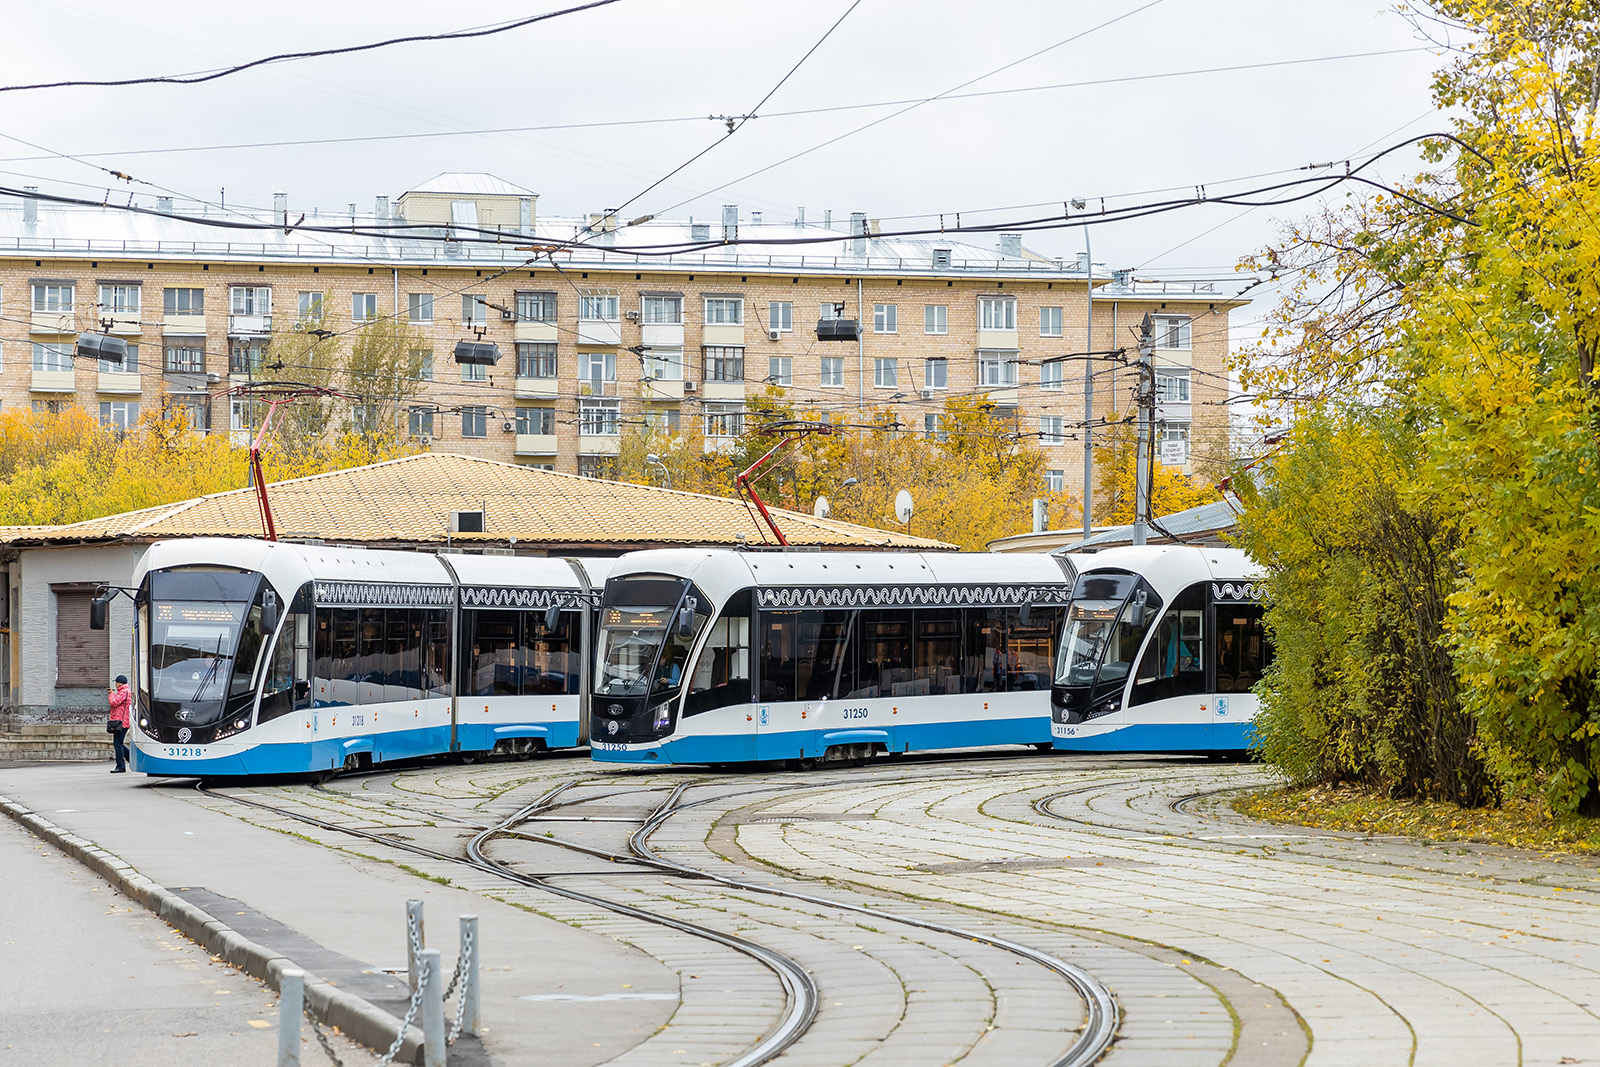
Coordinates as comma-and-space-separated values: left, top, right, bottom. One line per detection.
200, 761, 1124, 1067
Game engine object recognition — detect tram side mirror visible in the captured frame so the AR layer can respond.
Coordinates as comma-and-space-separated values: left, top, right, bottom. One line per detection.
676, 601, 696, 636
89, 591, 110, 631
1126, 590, 1148, 629
1019, 602, 1034, 627
544, 604, 562, 632
260, 591, 280, 633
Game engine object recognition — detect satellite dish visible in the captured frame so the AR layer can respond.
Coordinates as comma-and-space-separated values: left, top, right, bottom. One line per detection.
813, 496, 831, 519
894, 490, 914, 525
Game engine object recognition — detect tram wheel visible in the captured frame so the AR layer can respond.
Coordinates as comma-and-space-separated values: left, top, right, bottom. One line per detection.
793, 756, 821, 772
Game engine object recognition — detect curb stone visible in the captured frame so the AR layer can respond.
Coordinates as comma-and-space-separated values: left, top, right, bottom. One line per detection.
0, 793, 424, 1064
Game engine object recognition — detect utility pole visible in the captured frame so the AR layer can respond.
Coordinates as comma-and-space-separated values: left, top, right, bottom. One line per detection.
1080, 219, 1094, 539
1132, 313, 1155, 546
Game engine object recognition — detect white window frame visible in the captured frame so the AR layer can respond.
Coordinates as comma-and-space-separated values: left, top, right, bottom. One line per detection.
1040, 306, 1063, 337
1039, 415, 1066, 445
873, 304, 897, 334
578, 351, 618, 389
924, 357, 947, 390
462, 294, 489, 325
644, 346, 683, 382
873, 357, 898, 388
979, 295, 1017, 331
768, 355, 792, 386
461, 405, 488, 438
461, 361, 487, 383
352, 292, 378, 322
1040, 360, 1064, 391
100, 400, 139, 431
98, 284, 140, 315
229, 286, 270, 316
30, 341, 73, 372
924, 304, 948, 335
579, 399, 621, 436
819, 357, 844, 388
580, 293, 620, 321
407, 292, 434, 322
1152, 314, 1193, 350
1044, 469, 1065, 493
705, 402, 745, 438
102, 342, 139, 374
297, 291, 324, 321
767, 301, 793, 333
33, 283, 74, 313
642, 296, 682, 324
704, 297, 744, 325
1156, 370, 1192, 402
978, 350, 1018, 387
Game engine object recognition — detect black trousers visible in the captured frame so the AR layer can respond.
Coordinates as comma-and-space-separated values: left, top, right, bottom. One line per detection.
111, 725, 129, 771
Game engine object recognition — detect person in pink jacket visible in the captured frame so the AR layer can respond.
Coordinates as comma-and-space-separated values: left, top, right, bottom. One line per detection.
108, 674, 131, 773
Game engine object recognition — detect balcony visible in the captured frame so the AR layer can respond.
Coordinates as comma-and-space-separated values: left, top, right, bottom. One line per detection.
30, 370, 75, 393
103, 312, 142, 335
641, 379, 685, 401
513, 320, 558, 343
701, 380, 745, 401
514, 433, 559, 456
228, 314, 272, 337
576, 319, 621, 346
576, 436, 620, 455
163, 314, 206, 335
640, 322, 684, 347
164, 370, 214, 392
30, 310, 75, 335
702, 323, 744, 345
97, 371, 141, 395
514, 377, 560, 400
982, 387, 1020, 405
976, 328, 1019, 349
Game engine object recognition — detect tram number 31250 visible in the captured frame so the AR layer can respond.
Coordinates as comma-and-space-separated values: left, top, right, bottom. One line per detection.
843, 707, 869, 720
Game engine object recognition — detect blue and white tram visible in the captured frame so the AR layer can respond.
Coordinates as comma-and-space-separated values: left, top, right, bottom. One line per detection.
124, 538, 607, 777
589, 549, 1076, 766
1050, 546, 1272, 754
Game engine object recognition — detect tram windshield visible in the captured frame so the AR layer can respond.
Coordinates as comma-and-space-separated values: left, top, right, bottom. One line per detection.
149, 600, 250, 703
1054, 572, 1153, 688
596, 578, 704, 698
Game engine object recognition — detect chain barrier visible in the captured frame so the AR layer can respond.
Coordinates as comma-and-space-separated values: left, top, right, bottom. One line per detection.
446, 925, 475, 1046
302, 999, 347, 1067
372, 955, 429, 1067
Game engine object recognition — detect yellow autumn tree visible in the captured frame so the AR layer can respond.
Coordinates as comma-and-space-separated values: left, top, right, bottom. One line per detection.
1092, 418, 1217, 525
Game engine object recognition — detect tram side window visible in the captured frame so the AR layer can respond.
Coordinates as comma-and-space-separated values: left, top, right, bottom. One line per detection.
260, 585, 313, 724
759, 610, 801, 702
424, 610, 451, 697
966, 607, 1055, 693
914, 613, 961, 695
469, 610, 519, 697
854, 612, 911, 698
325, 607, 360, 707
358, 607, 387, 702
686, 596, 751, 716
1097, 588, 1161, 690
386, 610, 421, 701
523, 608, 578, 696
805, 611, 856, 701
1130, 583, 1207, 707
1217, 603, 1273, 692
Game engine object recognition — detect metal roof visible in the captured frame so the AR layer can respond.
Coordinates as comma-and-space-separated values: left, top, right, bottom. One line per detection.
1052, 498, 1241, 553
402, 172, 537, 197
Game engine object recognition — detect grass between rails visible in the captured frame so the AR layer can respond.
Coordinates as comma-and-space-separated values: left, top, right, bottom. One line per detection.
1234, 784, 1600, 854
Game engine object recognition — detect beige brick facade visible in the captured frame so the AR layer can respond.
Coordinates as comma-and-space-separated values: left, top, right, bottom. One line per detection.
0, 178, 1241, 504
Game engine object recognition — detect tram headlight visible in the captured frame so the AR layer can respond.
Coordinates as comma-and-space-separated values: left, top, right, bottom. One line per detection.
213, 718, 250, 740
650, 701, 672, 732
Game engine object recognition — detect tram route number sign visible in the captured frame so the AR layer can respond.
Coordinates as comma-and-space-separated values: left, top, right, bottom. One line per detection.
603, 608, 667, 629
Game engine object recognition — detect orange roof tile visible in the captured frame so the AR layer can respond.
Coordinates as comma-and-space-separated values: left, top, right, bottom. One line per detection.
1, 452, 950, 551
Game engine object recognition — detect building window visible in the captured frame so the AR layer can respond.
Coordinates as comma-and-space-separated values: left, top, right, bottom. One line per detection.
461, 406, 487, 438
873, 358, 898, 388
408, 406, 434, 437
229, 338, 266, 375
461, 361, 486, 383
516, 406, 555, 435
1156, 370, 1192, 402
517, 342, 557, 378
642, 296, 682, 323
229, 286, 270, 315
1039, 415, 1066, 445
1040, 306, 1064, 337
33, 283, 74, 313
1160, 425, 1191, 465
1044, 469, 1065, 493
705, 403, 745, 437
408, 293, 434, 322
923, 413, 946, 441
820, 357, 844, 387
579, 293, 619, 320
98, 284, 140, 315
768, 356, 792, 386
979, 295, 1017, 331
978, 350, 1018, 387
645, 346, 683, 381
577, 455, 617, 480
516, 291, 558, 322
578, 351, 616, 391
1152, 314, 1192, 349
873, 304, 897, 334
163, 342, 204, 374
100, 343, 138, 374
462, 294, 489, 325
231, 397, 258, 435
1041, 360, 1064, 390
351, 403, 384, 434
704, 297, 744, 325
414, 349, 434, 380
32, 398, 69, 415
644, 410, 681, 436
924, 304, 947, 335
580, 399, 620, 436
163, 287, 203, 315
767, 301, 793, 333
351, 292, 378, 322
297, 292, 324, 321
923, 357, 948, 390
703, 345, 744, 382
168, 395, 210, 431
99, 401, 139, 431
819, 301, 844, 321
32, 342, 73, 372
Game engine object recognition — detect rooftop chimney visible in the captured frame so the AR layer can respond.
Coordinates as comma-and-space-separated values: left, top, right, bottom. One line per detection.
1113, 268, 1134, 287
850, 211, 867, 257
751, 210, 762, 226
722, 204, 738, 242
23, 186, 38, 225
691, 220, 710, 242
375, 195, 390, 220
156, 196, 173, 214
797, 206, 806, 226
824, 209, 832, 229
273, 191, 288, 227
999, 233, 1023, 259
1075, 250, 1090, 273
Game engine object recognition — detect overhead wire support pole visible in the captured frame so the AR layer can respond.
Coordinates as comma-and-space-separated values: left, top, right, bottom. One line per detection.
1133, 313, 1156, 547
734, 421, 837, 547
1081, 219, 1094, 539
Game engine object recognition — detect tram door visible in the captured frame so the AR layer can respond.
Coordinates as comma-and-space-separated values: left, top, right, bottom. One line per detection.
685, 595, 754, 760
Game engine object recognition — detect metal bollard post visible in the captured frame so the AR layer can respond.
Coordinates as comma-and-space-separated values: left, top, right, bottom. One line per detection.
277, 968, 304, 1067
419, 948, 446, 1067
460, 914, 480, 1037
406, 899, 425, 993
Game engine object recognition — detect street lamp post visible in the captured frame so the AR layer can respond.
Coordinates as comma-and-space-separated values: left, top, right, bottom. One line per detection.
646, 452, 672, 490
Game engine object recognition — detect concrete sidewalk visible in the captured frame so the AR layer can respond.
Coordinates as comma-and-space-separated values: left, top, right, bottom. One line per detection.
0, 763, 679, 1066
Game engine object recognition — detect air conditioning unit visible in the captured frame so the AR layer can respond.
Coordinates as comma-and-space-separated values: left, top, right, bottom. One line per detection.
768, 329, 780, 342
502, 420, 515, 433
920, 388, 936, 400
419, 434, 433, 446
501, 308, 515, 321
683, 380, 697, 392
450, 510, 486, 534
625, 310, 641, 321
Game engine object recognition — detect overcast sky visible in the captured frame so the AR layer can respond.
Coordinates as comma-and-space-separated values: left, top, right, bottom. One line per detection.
2, 0, 1449, 311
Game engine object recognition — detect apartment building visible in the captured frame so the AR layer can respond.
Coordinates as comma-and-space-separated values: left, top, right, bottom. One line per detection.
0, 173, 1242, 496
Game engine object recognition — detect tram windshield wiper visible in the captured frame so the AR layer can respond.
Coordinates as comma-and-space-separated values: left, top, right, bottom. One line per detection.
191, 634, 226, 701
